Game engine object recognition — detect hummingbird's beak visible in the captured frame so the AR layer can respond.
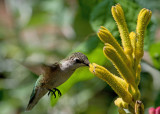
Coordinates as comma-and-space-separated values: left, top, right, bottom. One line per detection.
85, 63, 89, 66
84, 60, 90, 66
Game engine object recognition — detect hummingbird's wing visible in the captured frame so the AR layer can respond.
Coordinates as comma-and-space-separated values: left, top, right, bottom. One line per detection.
26, 63, 60, 111
22, 62, 59, 76
22, 63, 43, 76
41, 62, 59, 74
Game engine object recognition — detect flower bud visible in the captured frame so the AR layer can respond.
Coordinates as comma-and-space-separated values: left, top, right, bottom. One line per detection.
156, 106, 160, 114
114, 98, 128, 109
111, 4, 133, 58
97, 26, 130, 66
149, 107, 155, 114
103, 44, 135, 86
136, 8, 152, 59
89, 63, 132, 103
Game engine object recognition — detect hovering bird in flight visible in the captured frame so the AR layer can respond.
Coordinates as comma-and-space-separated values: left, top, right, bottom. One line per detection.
26, 52, 90, 111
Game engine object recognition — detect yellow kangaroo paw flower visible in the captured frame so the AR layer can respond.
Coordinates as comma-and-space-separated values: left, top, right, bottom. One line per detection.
136, 8, 152, 60
115, 76, 128, 89
134, 8, 152, 73
100, 26, 108, 31
111, 4, 133, 60
97, 26, 130, 66
103, 44, 135, 86
91, 3, 150, 113
114, 98, 128, 109
89, 63, 132, 103
129, 32, 136, 59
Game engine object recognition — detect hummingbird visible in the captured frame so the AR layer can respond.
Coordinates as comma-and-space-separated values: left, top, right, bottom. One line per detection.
25, 52, 90, 111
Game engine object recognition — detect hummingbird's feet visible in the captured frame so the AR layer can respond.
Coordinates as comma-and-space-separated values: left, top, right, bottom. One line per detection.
54, 88, 62, 97
48, 89, 56, 98
47, 88, 62, 98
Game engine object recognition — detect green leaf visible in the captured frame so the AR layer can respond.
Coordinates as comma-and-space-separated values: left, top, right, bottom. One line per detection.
155, 91, 160, 107
140, 72, 154, 106
73, 35, 100, 53
73, 0, 102, 40
135, 0, 160, 11
73, 10, 94, 40
90, 0, 115, 32
78, 0, 102, 19
149, 42, 160, 69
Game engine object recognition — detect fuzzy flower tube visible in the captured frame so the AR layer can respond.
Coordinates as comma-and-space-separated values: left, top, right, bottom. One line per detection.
89, 4, 152, 114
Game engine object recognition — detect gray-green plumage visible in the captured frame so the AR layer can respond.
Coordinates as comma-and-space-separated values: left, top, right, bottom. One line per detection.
26, 75, 47, 110
26, 52, 89, 111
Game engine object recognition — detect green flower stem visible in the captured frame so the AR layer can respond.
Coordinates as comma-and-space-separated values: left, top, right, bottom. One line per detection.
135, 100, 144, 114
135, 64, 141, 86
118, 108, 127, 114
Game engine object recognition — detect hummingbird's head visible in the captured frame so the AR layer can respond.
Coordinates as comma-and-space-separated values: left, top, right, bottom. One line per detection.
70, 52, 90, 66
61, 52, 90, 70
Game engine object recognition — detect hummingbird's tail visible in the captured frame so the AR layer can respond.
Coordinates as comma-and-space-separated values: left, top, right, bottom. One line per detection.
26, 87, 48, 111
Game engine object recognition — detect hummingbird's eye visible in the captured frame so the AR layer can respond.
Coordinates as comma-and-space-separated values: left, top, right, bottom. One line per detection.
75, 59, 81, 63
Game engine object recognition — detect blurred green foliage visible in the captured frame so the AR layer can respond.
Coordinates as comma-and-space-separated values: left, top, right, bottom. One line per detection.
149, 42, 160, 69
0, 0, 160, 114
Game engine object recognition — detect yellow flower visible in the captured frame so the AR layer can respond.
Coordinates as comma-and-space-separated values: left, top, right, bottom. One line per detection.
111, 4, 133, 61
89, 3, 151, 114
103, 44, 135, 86
114, 98, 128, 109
89, 63, 132, 103
98, 27, 130, 66
135, 8, 152, 67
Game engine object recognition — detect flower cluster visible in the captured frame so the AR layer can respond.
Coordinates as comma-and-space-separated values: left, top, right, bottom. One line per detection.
149, 106, 160, 114
89, 4, 152, 114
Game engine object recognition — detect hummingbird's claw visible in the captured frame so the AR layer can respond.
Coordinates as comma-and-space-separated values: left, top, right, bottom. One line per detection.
54, 88, 62, 97
53, 92, 56, 98
48, 89, 56, 98
48, 88, 62, 98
